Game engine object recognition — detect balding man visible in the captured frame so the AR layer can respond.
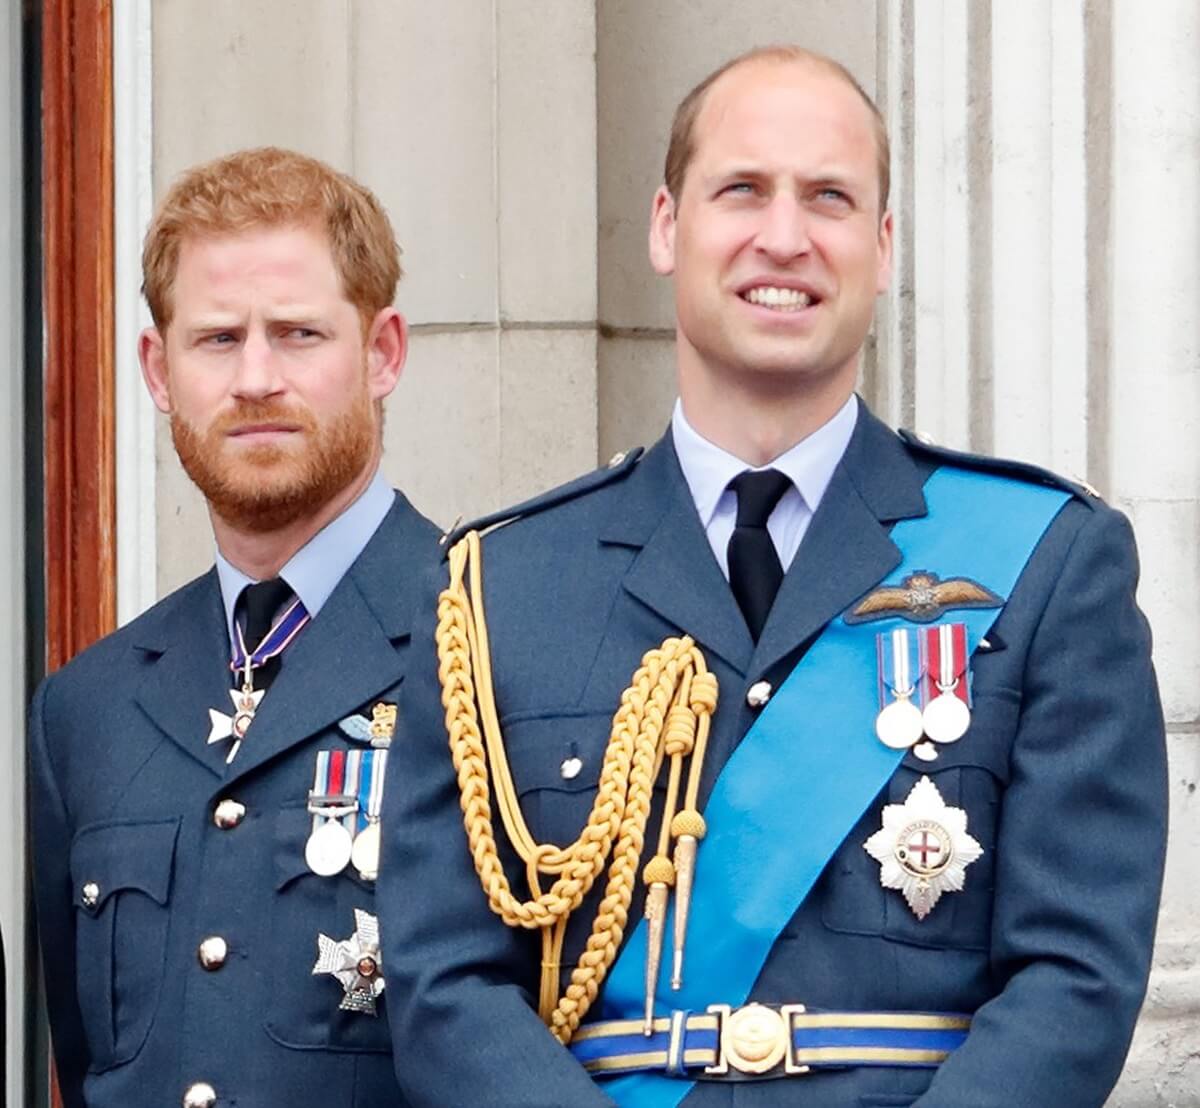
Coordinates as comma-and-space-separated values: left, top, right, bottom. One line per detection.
380, 48, 1166, 1107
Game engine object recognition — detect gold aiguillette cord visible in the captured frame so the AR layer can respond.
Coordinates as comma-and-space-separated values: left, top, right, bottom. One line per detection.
436, 531, 717, 1044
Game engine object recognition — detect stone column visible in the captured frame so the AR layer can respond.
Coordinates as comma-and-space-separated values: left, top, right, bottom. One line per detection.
887, 2, 1200, 1098
1106, 0, 1200, 1099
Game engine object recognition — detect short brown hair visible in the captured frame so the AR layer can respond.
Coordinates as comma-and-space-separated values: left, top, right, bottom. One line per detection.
142, 146, 402, 331
663, 46, 891, 213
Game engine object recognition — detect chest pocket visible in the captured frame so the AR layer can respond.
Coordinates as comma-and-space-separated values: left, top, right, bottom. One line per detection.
263, 802, 391, 1053
818, 692, 1017, 951
499, 710, 646, 850
70, 817, 179, 1072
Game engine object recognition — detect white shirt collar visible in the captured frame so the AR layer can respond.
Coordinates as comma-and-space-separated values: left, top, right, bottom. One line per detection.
671, 394, 858, 526
214, 467, 395, 649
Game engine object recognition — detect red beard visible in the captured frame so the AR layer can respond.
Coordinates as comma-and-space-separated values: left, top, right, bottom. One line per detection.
171, 393, 376, 532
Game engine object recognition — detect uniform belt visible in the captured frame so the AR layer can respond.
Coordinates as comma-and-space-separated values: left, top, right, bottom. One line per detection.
570, 1003, 971, 1080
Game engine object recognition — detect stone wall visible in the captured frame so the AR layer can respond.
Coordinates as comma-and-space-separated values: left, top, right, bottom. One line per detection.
145, 3, 1199, 1099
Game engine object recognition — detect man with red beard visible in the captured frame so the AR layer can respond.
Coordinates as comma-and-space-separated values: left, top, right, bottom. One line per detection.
29, 148, 438, 1108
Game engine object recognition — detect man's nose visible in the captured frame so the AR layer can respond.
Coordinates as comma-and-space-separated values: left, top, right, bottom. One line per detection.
231, 331, 284, 398
755, 193, 812, 263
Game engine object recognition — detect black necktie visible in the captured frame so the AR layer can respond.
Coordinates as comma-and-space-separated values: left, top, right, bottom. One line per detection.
237, 577, 294, 692
727, 469, 791, 641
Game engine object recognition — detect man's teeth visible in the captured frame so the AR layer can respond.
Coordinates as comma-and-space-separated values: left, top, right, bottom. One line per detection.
744, 286, 813, 310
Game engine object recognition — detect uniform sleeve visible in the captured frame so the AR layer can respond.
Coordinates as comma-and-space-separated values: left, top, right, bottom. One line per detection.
378, 571, 616, 1108
28, 677, 90, 1108
917, 505, 1167, 1106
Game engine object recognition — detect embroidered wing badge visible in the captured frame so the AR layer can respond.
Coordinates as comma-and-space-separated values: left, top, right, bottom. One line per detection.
845, 571, 1002, 625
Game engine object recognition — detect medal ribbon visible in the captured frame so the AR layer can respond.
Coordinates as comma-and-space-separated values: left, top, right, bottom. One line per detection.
356, 749, 388, 831
921, 623, 970, 706
877, 626, 922, 710
310, 749, 357, 837
231, 595, 311, 674
596, 466, 1071, 1107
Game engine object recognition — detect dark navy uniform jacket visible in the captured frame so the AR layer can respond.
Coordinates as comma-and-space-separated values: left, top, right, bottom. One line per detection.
29, 494, 437, 1108
379, 405, 1167, 1107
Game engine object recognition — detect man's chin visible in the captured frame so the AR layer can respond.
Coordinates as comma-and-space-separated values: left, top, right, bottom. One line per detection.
208, 484, 327, 533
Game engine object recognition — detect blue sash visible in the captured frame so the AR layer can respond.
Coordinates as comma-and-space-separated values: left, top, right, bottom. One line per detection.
596, 466, 1071, 1107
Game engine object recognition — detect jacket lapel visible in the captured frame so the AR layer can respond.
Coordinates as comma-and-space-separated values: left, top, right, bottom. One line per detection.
601, 437, 754, 676
132, 571, 236, 779
751, 404, 930, 679
223, 494, 436, 785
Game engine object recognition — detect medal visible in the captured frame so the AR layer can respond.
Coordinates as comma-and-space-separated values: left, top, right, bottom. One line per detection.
922, 693, 970, 745
205, 596, 311, 761
306, 820, 354, 876
920, 623, 971, 744
875, 628, 925, 750
312, 908, 386, 1015
351, 823, 381, 880
351, 748, 387, 880
863, 775, 983, 920
306, 749, 359, 876
206, 670, 265, 764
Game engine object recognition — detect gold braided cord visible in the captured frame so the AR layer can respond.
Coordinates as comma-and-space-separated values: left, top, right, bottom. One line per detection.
436, 530, 717, 1043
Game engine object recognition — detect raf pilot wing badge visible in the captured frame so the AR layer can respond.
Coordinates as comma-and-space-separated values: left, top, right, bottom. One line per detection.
846, 571, 1002, 625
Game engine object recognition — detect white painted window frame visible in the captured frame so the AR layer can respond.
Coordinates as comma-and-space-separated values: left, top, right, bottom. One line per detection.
115, 0, 157, 624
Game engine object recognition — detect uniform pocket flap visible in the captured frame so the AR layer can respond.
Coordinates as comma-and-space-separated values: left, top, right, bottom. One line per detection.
497, 710, 618, 797
70, 818, 180, 913
900, 691, 1019, 784
274, 803, 317, 890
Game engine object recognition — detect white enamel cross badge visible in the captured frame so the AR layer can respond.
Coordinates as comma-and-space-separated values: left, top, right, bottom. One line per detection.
864, 775, 983, 920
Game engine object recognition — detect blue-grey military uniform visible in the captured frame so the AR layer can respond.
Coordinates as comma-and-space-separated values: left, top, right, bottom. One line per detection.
378, 404, 1167, 1107
29, 494, 437, 1108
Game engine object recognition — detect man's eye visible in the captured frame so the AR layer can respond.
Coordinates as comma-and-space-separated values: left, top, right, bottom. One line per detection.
286, 327, 321, 340
206, 332, 237, 346
721, 182, 755, 196
817, 188, 851, 205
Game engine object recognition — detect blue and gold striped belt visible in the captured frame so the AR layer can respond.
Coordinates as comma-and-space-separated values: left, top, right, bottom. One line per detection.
570, 1003, 970, 1080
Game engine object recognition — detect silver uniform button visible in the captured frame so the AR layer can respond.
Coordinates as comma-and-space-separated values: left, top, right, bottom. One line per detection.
607, 451, 627, 469
746, 681, 772, 709
197, 936, 228, 971
80, 882, 100, 909
213, 799, 246, 829
560, 756, 583, 780
182, 1082, 217, 1108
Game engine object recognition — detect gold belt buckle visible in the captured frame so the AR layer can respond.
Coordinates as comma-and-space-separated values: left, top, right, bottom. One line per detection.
704, 1002, 810, 1076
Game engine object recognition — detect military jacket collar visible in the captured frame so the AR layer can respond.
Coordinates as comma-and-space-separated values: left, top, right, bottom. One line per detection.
599, 401, 929, 679
128, 493, 432, 785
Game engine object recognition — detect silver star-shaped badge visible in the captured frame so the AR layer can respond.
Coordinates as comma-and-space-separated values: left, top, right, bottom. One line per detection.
312, 908, 386, 1015
206, 687, 266, 763
864, 775, 983, 920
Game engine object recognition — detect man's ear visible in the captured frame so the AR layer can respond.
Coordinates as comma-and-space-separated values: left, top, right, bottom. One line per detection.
364, 307, 407, 401
139, 328, 172, 414
648, 185, 678, 277
875, 209, 894, 295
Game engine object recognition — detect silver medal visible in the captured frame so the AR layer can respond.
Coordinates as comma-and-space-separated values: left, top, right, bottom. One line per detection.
875, 697, 925, 750
922, 691, 971, 744
351, 821, 381, 880
306, 819, 354, 876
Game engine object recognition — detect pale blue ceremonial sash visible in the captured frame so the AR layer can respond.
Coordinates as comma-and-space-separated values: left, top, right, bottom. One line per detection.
597, 466, 1071, 1107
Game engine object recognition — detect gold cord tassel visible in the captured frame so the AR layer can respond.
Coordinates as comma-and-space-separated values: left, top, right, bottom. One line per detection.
669, 811, 706, 988
641, 856, 675, 1033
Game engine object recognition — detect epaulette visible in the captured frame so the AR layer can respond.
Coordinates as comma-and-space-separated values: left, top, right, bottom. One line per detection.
439, 447, 645, 551
897, 429, 1102, 502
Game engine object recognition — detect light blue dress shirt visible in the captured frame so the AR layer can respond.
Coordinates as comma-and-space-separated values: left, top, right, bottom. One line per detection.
214, 467, 395, 652
671, 394, 858, 579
